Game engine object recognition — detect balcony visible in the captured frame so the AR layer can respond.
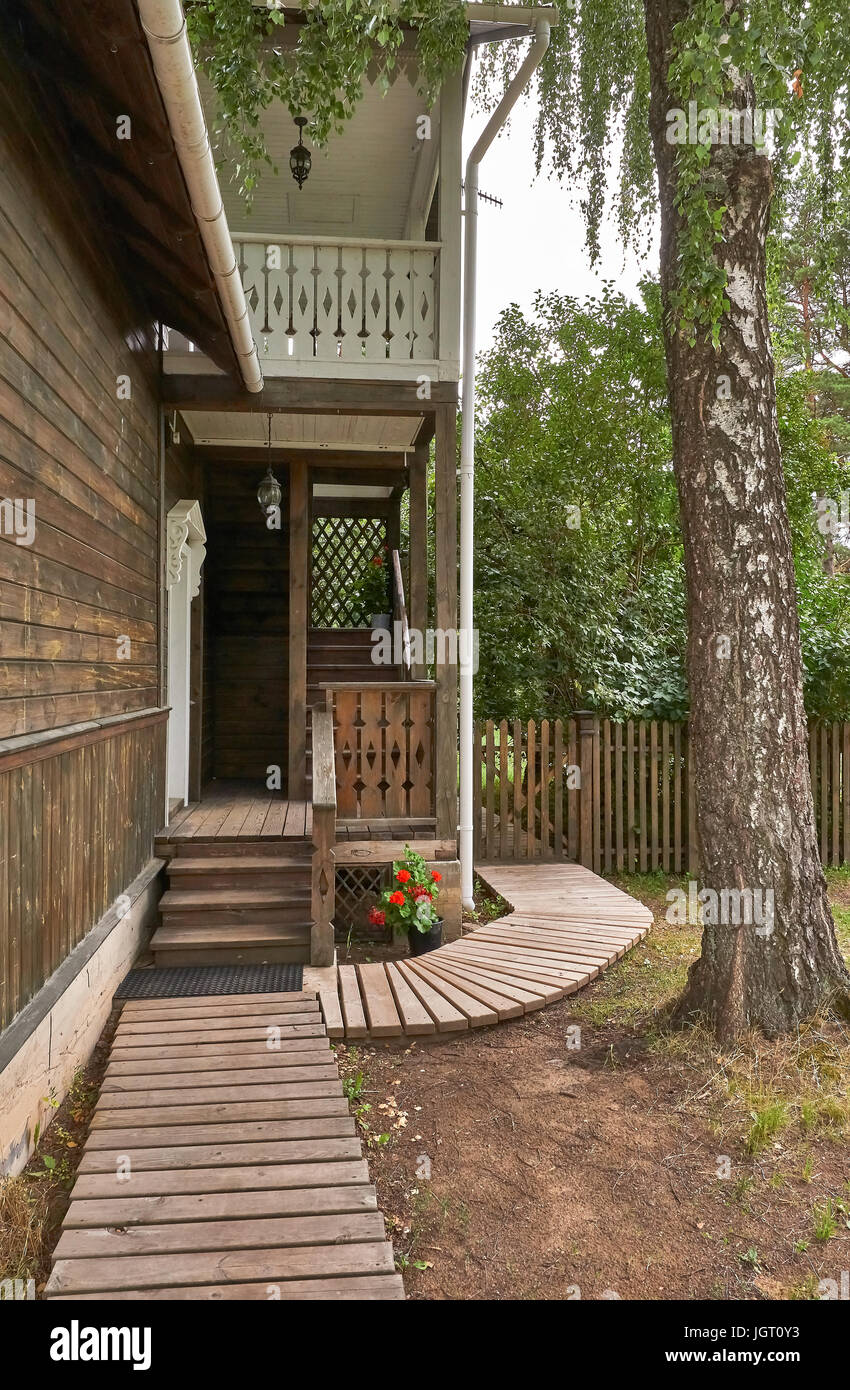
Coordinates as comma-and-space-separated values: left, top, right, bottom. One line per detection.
234, 234, 442, 381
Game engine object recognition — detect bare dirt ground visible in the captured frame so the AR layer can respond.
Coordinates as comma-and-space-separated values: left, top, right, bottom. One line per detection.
337, 869, 850, 1301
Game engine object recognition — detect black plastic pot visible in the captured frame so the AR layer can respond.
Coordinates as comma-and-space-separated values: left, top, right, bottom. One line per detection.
408, 920, 443, 956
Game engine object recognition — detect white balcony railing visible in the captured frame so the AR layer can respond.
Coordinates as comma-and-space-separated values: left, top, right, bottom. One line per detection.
234, 234, 441, 372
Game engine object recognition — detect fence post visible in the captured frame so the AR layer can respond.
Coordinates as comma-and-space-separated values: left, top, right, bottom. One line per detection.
686, 724, 700, 877
575, 711, 599, 871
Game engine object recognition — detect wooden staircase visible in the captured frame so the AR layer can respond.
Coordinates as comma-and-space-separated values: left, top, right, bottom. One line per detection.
150, 842, 313, 966
306, 627, 401, 790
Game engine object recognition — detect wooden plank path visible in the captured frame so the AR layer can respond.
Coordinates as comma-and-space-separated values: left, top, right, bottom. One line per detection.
46, 992, 403, 1301
318, 862, 652, 1040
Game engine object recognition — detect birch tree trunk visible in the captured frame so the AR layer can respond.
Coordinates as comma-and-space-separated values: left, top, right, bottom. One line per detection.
644, 0, 849, 1041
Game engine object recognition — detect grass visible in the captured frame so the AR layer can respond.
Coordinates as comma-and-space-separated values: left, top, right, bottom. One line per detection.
574, 868, 850, 1162
811, 1198, 839, 1242
0, 1177, 51, 1286
745, 1101, 789, 1154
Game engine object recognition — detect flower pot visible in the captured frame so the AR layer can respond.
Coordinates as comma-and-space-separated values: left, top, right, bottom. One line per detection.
408, 920, 443, 956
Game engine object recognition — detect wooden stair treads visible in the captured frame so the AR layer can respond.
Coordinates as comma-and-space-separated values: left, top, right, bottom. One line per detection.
154, 840, 313, 967
46, 995, 403, 1302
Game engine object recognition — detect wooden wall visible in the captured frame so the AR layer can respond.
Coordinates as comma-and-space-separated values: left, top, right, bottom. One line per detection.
0, 54, 165, 1029
204, 464, 290, 782
0, 64, 160, 740
0, 713, 166, 1031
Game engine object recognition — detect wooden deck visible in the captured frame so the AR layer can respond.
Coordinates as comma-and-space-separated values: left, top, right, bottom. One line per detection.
159, 783, 437, 848
45, 993, 403, 1301
160, 782, 312, 845
316, 861, 653, 1040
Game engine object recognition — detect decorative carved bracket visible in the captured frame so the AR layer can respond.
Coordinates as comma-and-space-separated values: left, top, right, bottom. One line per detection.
166, 499, 207, 597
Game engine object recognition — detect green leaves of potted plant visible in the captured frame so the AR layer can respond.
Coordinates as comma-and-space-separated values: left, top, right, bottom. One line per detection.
368, 845, 444, 956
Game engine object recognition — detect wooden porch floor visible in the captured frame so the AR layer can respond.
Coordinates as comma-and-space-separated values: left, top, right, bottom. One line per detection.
159, 782, 438, 847
160, 781, 312, 844
315, 861, 653, 1040
45, 992, 403, 1301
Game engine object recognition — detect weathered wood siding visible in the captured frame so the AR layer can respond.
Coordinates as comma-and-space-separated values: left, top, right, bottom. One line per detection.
204, 465, 289, 782
0, 60, 165, 1030
0, 713, 166, 1031
0, 65, 160, 739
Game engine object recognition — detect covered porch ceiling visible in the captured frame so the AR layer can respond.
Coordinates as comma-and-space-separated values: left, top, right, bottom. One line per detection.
182, 409, 424, 452
199, 44, 432, 241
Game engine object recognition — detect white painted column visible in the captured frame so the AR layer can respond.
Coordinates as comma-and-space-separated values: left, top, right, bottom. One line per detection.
165, 500, 206, 818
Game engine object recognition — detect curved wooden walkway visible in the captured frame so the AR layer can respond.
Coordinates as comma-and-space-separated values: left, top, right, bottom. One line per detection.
317, 861, 652, 1040
45, 992, 403, 1301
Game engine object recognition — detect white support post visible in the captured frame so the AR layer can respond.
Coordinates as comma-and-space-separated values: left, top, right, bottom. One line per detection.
458, 20, 551, 910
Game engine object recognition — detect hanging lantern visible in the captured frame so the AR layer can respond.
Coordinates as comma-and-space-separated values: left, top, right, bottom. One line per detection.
257, 414, 281, 517
257, 466, 282, 516
289, 116, 311, 190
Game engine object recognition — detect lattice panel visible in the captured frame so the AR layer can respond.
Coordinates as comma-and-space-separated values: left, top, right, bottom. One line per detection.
334, 864, 389, 940
331, 685, 435, 819
311, 515, 388, 627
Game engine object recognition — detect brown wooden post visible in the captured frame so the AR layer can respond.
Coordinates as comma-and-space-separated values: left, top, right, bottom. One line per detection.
310, 708, 336, 966
288, 458, 308, 798
409, 444, 428, 679
434, 404, 458, 843
686, 722, 700, 875
576, 710, 598, 871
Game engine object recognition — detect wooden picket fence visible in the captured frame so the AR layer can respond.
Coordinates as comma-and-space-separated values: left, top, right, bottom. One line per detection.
474, 717, 850, 873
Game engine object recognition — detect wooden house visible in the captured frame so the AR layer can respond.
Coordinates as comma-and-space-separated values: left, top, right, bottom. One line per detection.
0, 0, 555, 1173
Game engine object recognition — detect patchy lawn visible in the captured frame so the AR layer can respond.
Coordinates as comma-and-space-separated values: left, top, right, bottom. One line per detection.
335, 867, 850, 1301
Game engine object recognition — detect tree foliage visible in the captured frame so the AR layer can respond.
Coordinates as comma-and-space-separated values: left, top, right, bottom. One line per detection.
186, 0, 467, 199
472, 283, 850, 723
475, 0, 850, 343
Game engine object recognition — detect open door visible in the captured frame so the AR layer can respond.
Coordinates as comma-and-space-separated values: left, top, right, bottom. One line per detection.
166, 499, 206, 817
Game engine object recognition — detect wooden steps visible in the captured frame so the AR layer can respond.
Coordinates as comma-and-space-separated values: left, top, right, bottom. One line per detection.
46, 992, 403, 1302
151, 849, 313, 967
315, 861, 653, 1040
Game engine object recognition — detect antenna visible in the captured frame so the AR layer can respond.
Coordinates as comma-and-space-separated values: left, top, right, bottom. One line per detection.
461, 179, 504, 210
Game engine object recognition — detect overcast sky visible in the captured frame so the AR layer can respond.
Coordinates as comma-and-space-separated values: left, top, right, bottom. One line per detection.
462, 98, 660, 352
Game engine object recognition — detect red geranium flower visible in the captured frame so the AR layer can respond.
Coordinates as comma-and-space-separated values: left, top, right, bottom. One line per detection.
431, 870, 442, 882
389, 890, 405, 906
371, 554, 383, 566
368, 907, 386, 926
412, 886, 432, 900
396, 869, 412, 883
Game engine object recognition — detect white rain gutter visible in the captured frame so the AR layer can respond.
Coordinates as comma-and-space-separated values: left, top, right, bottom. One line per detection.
459, 16, 551, 909
137, 0, 263, 393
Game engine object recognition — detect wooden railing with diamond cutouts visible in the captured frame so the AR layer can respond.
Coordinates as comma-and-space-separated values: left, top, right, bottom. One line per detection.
234, 235, 441, 375
321, 681, 436, 822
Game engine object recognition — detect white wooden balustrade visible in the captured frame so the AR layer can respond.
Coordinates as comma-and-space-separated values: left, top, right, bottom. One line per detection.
234, 234, 441, 376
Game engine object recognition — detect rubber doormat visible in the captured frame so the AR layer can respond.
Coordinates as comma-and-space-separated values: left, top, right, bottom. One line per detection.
115, 962, 304, 999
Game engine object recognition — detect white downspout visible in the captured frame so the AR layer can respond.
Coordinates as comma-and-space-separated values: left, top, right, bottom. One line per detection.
459, 19, 551, 909
137, 0, 263, 393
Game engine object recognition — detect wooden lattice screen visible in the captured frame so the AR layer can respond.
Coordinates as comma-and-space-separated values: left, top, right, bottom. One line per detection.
311, 514, 388, 627
328, 682, 436, 820
333, 864, 390, 940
